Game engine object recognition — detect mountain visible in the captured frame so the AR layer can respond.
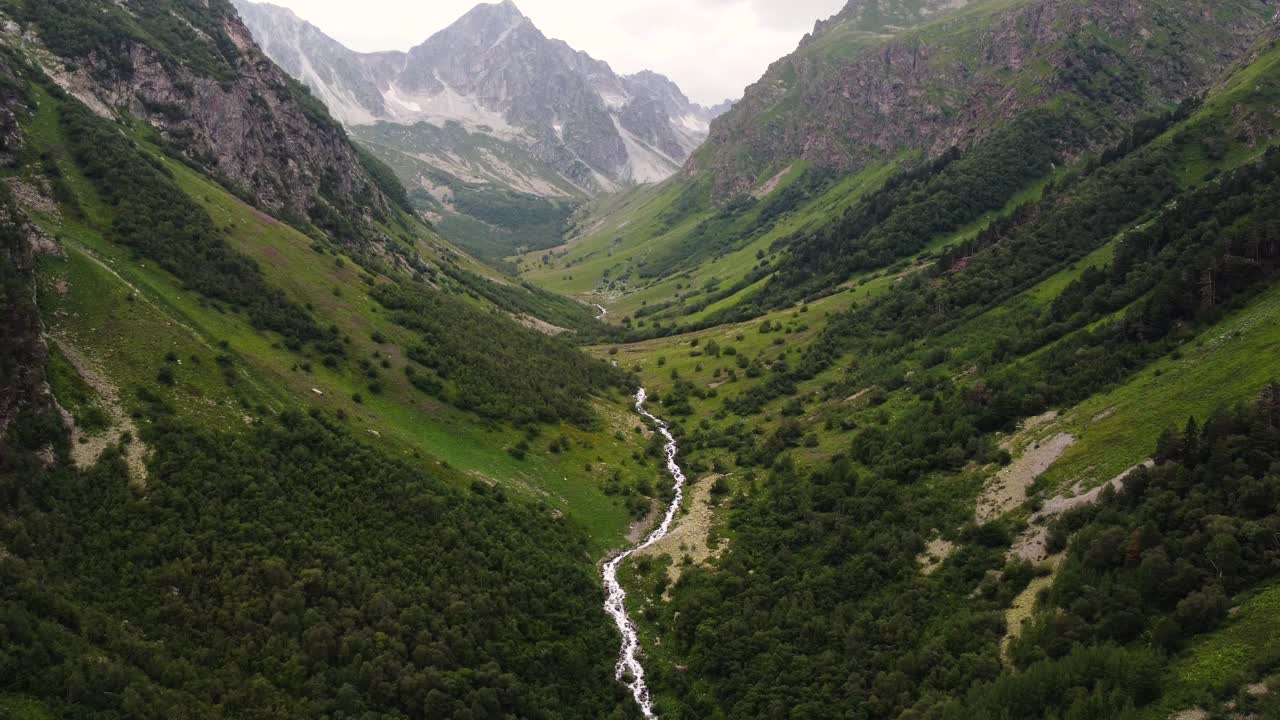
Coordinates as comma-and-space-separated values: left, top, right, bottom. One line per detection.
526, 0, 1275, 317
234, 0, 727, 190
516, 2, 1280, 716
692, 0, 1273, 198
0, 0, 425, 260
6, 0, 1280, 718
0, 1, 657, 715
233, 0, 730, 265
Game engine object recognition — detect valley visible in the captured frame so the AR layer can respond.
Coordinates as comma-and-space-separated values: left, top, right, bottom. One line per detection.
2, 0, 1280, 718
235, 0, 731, 268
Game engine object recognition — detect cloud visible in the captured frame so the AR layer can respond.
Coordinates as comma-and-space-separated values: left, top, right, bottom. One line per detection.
248, 0, 847, 105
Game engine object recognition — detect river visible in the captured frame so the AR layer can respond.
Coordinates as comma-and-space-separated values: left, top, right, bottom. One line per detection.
602, 388, 687, 718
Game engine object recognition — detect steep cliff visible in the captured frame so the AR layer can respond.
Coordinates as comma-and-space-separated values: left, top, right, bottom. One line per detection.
234, 0, 727, 191
0, 0, 406, 247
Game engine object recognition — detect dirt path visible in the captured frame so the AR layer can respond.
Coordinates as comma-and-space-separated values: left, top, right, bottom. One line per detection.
58, 241, 281, 409
1011, 460, 1152, 563
63, 243, 209, 347
513, 313, 569, 335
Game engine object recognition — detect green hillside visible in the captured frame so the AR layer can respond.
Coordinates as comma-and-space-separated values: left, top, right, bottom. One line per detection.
0, 10, 655, 716
4, 0, 1280, 718
517, 19, 1280, 720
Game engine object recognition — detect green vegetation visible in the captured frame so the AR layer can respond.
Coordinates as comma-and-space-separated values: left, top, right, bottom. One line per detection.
374, 280, 626, 426
452, 188, 574, 254
43, 343, 108, 433
542, 30, 1280, 720
352, 121, 580, 267
1147, 584, 1280, 718
0, 405, 637, 719
354, 145, 413, 213
1000, 397, 1280, 718
759, 108, 1080, 309
0, 0, 240, 80
519, 160, 903, 333
4, 1, 1280, 719
0, 182, 39, 418
59, 100, 335, 354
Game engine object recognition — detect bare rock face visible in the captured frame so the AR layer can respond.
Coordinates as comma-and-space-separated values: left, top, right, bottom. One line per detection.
7, 1, 394, 237
234, 0, 731, 193
694, 0, 1275, 198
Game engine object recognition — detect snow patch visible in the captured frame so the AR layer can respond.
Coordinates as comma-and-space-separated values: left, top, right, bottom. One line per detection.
489, 16, 526, 49
383, 84, 423, 113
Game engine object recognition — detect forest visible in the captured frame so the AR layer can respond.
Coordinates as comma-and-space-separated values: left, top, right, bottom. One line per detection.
2, 1, 1279, 718
722, 97, 1268, 436
760, 109, 1077, 309
58, 100, 340, 355
626, 48, 1280, 716
0, 401, 640, 719
374, 280, 628, 427
646, 389, 1280, 720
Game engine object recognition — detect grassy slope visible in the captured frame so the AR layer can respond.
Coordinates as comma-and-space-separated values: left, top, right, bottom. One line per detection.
567, 155, 1066, 478
18, 85, 650, 553
0, 696, 52, 720
1144, 582, 1280, 718
516, 161, 905, 325
1038, 281, 1280, 492
545, 36, 1280, 705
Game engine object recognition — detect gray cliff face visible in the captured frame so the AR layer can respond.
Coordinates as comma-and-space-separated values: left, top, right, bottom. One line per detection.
233, 0, 729, 193
6, 2, 396, 238
233, 0, 390, 123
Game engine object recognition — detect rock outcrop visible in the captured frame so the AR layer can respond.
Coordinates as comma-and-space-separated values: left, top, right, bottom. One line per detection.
2, 0, 398, 240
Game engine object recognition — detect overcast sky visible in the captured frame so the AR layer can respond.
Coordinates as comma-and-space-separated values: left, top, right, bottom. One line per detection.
251, 0, 847, 106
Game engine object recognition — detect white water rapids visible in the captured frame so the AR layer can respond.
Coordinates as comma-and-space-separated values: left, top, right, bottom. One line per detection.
602, 388, 686, 718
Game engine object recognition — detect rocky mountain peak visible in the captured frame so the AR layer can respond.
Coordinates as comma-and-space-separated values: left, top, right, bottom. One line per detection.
443, 0, 532, 43
235, 0, 732, 194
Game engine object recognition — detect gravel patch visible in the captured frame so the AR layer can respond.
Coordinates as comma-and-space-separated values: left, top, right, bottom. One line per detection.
977, 433, 1075, 524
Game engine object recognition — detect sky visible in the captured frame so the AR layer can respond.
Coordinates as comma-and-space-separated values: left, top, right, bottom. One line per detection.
252, 0, 848, 106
